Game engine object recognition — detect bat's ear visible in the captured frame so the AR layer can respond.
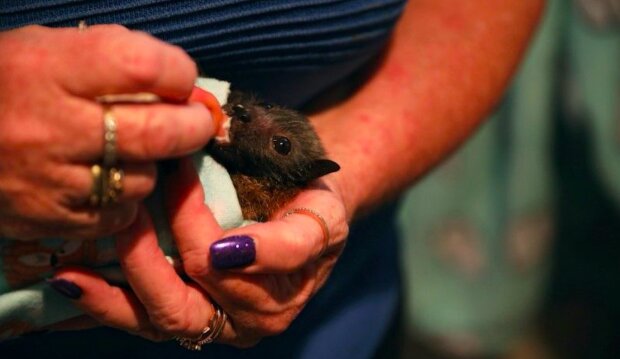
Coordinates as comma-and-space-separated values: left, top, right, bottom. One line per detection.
307, 159, 340, 180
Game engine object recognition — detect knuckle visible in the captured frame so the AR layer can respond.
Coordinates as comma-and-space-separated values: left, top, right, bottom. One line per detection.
150, 305, 193, 334
138, 289, 196, 335
182, 250, 209, 279
89, 305, 114, 322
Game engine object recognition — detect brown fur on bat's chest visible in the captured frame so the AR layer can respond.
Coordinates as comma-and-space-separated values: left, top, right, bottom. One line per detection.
230, 174, 300, 222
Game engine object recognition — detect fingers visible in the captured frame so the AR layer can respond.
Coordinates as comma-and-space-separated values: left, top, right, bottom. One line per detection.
50, 24, 215, 162
113, 102, 215, 161
12, 25, 214, 170
71, 101, 214, 162
161, 158, 316, 339
4, 202, 141, 240
55, 24, 197, 101
0, 25, 210, 241
114, 207, 214, 337
50, 268, 169, 341
163, 158, 348, 274
49, 207, 237, 344
63, 162, 156, 206
45, 315, 101, 332
64, 203, 140, 240
215, 186, 349, 274
217, 221, 325, 274
50, 267, 238, 344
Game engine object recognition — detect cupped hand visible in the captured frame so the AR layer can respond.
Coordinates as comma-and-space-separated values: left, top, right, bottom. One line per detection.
51, 156, 349, 347
0, 25, 214, 239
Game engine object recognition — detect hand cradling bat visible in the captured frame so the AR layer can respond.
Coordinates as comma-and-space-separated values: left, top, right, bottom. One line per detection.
205, 90, 340, 222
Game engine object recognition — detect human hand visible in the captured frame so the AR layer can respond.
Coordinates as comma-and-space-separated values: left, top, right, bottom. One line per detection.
49, 157, 348, 347
0, 25, 214, 240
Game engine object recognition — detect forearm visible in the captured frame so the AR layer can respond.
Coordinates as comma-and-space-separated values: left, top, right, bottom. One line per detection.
312, 0, 545, 220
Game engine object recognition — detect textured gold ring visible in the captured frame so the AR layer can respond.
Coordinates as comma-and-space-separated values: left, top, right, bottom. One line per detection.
283, 207, 330, 257
175, 302, 228, 351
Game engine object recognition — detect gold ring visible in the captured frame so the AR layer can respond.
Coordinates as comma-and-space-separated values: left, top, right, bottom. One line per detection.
283, 207, 330, 257
102, 106, 118, 167
89, 105, 122, 207
101, 167, 124, 205
89, 165, 124, 207
175, 302, 228, 351
89, 164, 103, 206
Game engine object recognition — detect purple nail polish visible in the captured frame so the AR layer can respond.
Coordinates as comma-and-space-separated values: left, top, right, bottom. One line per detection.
210, 235, 255, 269
47, 278, 83, 300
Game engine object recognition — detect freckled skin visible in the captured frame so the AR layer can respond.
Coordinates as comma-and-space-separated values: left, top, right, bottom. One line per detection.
206, 91, 340, 221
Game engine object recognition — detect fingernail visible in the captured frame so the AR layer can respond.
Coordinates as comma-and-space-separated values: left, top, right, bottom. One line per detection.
47, 278, 83, 300
210, 235, 255, 269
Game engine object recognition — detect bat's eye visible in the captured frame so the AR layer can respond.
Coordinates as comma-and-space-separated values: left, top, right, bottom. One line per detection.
258, 102, 273, 110
233, 104, 250, 122
272, 135, 291, 155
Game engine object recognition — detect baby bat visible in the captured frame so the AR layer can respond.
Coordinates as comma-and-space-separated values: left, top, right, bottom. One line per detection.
206, 91, 340, 222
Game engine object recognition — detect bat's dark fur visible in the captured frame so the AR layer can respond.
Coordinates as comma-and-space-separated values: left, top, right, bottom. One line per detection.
206, 91, 340, 222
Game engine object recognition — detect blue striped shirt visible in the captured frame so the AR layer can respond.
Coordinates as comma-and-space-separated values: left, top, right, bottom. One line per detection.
1, 0, 406, 106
